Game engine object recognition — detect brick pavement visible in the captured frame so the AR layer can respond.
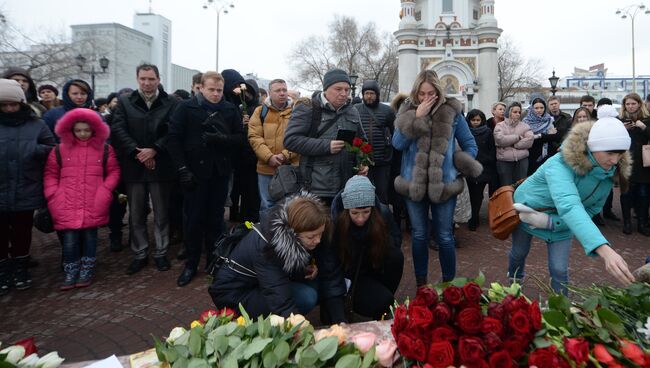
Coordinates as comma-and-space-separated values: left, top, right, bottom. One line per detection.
0, 192, 647, 362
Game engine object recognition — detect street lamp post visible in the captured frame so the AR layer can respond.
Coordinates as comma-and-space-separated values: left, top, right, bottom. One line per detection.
465, 86, 474, 110
203, 0, 234, 71
616, 4, 649, 94
75, 54, 109, 94
548, 69, 559, 96
349, 71, 359, 98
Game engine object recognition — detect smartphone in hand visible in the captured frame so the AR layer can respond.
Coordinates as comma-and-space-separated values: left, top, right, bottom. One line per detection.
336, 129, 356, 144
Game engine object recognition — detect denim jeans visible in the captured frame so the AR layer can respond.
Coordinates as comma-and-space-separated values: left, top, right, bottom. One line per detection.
508, 225, 572, 295
258, 174, 274, 218
61, 228, 98, 264
405, 196, 457, 282
290, 280, 318, 315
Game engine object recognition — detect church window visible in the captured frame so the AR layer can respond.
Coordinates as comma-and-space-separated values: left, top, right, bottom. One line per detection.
473, 9, 479, 20
442, 0, 453, 13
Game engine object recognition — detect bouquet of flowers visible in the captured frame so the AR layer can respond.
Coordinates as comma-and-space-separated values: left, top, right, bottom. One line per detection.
346, 138, 374, 173
0, 337, 64, 368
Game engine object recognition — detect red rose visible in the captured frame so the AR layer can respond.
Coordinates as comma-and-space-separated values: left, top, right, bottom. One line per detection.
360, 143, 373, 154
352, 137, 363, 147
482, 332, 503, 353
13, 337, 37, 356
620, 339, 646, 366
593, 343, 615, 364
442, 285, 463, 305
457, 307, 483, 334
563, 337, 589, 364
426, 341, 455, 368
458, 336, 486, 364
397, 332, 428, 362
489, 350, 515, 368
487, 302, 505, 321
481, 316, 503, 336
432, 302, 452, 325
391, 304, 408, 336
504, 296, 529, 313
462, 281, 483, 304
414, 286, 439, 307
509, 309, 531, 335
431, 325, 457, 342
528, 346, 567, 368
408, 305, 434, 331
528, 300, 542, 331
502, 335, 529, 360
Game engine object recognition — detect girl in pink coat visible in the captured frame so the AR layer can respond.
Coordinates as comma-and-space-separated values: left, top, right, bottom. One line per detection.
44, 108, 120, 290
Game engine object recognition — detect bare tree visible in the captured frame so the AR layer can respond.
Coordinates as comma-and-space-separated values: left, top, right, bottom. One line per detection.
289, 15, 398, 101
497, 35, 544, 101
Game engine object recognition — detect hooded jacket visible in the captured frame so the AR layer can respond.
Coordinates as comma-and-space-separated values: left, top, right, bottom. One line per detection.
354, 80, 396, 165
392, 95, 481, 204
42, 79, 95, 134
43, 108, 120, 230
0, 105, 55, 211
513, 121, 631, 255
3, 68, 47, 117
209, 191, 346, 321
493, 118, 534, 162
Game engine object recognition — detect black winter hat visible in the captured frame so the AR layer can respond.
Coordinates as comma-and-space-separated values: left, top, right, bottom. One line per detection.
323, 68, 351, 91
361, 80, 380, 96
596, 97, 613, 107
38, 84, 59, 96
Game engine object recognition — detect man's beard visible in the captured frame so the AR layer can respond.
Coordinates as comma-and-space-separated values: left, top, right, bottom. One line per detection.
364, 97, 379, 107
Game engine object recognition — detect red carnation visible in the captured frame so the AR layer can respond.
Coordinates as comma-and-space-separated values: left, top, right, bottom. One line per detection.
481, 316, 504, 336
528, 300, 542, 331
360, 143, 373, 154
482, 332, 503, 353
426, 341, 455, 368
509, 309, 531, 335
442, 285, 463, 305
563, 337, 589, 364
620, 339, 646, 366
489, 350, 515, 368
352, 137, 363, 147
432, 302, 452, 325
458, 336, 486, 364
414, 286, 439, 308
457, 307, 483, 335
462, 281, 483, 304
431, 325, 457, 342
397, 332, 428, 362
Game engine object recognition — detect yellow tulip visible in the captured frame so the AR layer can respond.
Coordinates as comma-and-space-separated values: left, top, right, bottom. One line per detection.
190, 320, 203, 329
236, 316, 246, 326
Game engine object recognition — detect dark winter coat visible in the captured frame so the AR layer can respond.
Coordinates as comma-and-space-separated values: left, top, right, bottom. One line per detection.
468, 125, 497, 184
622, 116, 650, 183
111, 89, 178, 183
284, 92, 365, 198
167, 95, 243, 179
0, 106, 56, 211
548, 111, 572, 155
3, 68, 46, 117
209, 192, 347, 321
42, 79, 95, 135
354, 81, 395, 165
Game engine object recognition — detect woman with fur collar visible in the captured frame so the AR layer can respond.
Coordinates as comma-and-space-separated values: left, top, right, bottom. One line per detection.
392, 70, 482, 286
508, 105, 636, 295
209, 192, 347, 322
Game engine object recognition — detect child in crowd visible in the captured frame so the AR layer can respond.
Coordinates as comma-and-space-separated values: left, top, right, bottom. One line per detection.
44, 108, 120, 290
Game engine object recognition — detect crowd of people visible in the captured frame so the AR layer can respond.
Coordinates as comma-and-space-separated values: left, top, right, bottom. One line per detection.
0, 63, 648, 322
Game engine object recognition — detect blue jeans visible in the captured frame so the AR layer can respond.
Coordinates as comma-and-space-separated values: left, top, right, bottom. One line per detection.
61, 228, 98, 264
258, 174, 274, 218
405, 196, 457, 282
290, 280, 318, 315
508, 226, 572, 295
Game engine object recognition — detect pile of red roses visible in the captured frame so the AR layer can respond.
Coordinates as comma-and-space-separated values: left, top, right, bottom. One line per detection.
391, 282, 542, 368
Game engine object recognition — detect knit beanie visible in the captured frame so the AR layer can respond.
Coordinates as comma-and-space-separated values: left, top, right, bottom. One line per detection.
323, 68, 351, 91
38, 84, 59, 96
341, 175, 376, 209
587, 105, 631, 152
0, 79, 26, 103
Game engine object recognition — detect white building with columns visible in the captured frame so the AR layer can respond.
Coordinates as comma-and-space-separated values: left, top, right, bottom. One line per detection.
394, 0, 501, 112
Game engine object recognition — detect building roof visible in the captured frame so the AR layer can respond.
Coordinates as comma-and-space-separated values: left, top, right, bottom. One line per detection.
71, 23, 153, 40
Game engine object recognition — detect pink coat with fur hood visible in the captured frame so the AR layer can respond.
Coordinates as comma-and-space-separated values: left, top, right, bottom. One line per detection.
43, 108, 120, 230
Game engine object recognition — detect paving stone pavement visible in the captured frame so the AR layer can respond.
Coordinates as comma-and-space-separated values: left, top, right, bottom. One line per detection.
0, 192, 647, 362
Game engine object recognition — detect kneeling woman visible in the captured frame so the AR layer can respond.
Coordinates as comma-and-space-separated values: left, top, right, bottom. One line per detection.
330, 176, 404, 320
209, 192, 346, 322
508, 105, 635, 295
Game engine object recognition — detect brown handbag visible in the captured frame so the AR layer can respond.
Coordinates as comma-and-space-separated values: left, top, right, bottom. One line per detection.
488, 185, 520, 240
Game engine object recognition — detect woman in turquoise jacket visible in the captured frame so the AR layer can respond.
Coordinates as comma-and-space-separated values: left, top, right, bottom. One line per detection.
509, 105, 635, 294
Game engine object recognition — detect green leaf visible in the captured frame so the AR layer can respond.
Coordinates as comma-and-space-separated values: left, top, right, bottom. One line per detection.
543, 310, 568, 329
596, 327, 612, 342
175, 345, 190, 359
214, 335, 229, 356
450, 277, 469, 287
334, 354, 362, 368
548, 294, 571, 314
187, 358, 209, 368
222, 355, 238, 368
239, 303, 252, 324
597, 308, 623, 324
165, 347, 179, 363
297, 346, 319, 367
582, 296, 600, 311
312, 336, 338, 361
243, 338, 274, 360
360, 346, 376, 368
273, 340, 290, 363
262, 350, 278, 368
474, 271, 486, 287
153, 335, 167, 362
189, 327, 203, 357
533, 337, 552, 348
172, 356, 188, 368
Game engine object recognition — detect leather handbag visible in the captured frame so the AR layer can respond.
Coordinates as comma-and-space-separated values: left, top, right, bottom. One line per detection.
488, 185, 520, 240
642, 144, 650, 167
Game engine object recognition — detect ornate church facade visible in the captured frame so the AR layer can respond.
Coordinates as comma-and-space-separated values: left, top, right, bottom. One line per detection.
395, 0, 501, 112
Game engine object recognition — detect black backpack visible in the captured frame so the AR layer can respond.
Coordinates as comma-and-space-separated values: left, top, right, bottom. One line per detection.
207, 222, 267, 278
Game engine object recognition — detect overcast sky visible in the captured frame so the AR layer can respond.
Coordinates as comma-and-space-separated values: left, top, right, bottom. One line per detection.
2, 0, 650, 89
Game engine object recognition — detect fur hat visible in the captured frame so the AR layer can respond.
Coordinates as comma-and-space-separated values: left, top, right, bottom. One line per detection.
0, 79, 26, 103
587, 105, 631, 152
323, 68, 350, 91
38, 84, 59, 96
341, 175, 375, 209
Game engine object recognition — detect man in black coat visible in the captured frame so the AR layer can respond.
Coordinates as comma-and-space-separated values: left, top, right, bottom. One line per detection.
111, 64, 178, 275
167, 71, 244, 287
547, 96, 572, 155
354, 80, 395, 203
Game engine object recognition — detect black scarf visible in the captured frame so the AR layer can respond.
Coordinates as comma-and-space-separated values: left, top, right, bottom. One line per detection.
0, 106, 33, 126
196, 92, 227, 113
470, 124, 489, 136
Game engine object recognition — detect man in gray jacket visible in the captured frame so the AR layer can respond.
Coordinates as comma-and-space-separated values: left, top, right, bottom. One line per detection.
284, 69, 367, 205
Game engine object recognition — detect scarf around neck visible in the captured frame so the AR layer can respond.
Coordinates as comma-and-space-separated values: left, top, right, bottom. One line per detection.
197, 92, 226, 113
523, 111, 554, 162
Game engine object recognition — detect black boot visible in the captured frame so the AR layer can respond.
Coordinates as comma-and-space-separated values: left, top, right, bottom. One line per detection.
13, 256, 32, 290
637, 197, 650, 237
621, 195, 633, 235
0, 259, 10, 296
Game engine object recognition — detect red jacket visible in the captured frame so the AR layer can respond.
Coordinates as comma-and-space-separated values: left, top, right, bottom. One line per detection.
44, 108, 120, 230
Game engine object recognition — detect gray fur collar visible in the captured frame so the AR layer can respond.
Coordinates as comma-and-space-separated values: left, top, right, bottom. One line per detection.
394, 97, 483, 203
268, 191, 317, 274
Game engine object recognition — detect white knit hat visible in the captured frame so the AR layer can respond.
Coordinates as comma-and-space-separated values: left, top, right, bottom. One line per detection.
0, 79, 26, 103
587, 105, 631, 152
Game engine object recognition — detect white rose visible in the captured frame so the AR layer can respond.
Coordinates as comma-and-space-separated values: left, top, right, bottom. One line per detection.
0, 345, 26, 364
166, 327, 187, 344
269, 315, 285, 328
17, 353, 39, 368
240, 83, 247, 91
35, 352, 65, 368
287, 313, 308, 329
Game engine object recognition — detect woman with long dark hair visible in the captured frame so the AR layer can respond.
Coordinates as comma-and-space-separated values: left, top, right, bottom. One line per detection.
465, 109, 497, 230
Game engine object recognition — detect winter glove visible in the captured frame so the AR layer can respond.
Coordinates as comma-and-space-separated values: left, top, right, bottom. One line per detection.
202, 131, 228, 145
177, 166, 197, 191
513, 203, 552, 230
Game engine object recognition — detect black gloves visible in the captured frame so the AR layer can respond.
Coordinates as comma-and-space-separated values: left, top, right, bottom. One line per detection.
177, 166, 197, 191
202, 131, 228, 145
